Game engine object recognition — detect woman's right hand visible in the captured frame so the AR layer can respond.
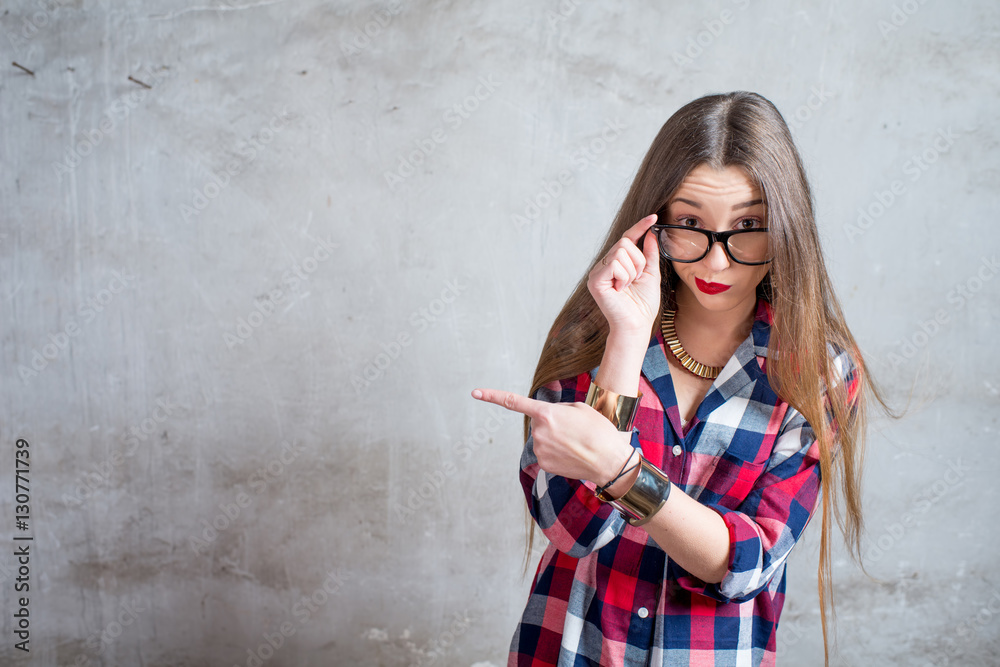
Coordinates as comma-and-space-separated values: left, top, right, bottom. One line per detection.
587, 214, 662, 337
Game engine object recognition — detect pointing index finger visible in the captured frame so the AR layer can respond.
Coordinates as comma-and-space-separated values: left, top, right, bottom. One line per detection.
471, 388, 542, 418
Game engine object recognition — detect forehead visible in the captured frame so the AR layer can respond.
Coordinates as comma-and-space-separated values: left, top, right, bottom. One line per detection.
670, 164, 762, 205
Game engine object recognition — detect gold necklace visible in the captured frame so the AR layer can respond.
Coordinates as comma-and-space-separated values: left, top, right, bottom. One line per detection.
660, 308, 723, 380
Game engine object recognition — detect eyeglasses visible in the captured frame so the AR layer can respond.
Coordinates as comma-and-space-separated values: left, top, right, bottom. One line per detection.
650, 224, 772, 266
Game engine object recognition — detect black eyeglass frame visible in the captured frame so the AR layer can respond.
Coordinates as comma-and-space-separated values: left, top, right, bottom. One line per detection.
650, 224, 772, 266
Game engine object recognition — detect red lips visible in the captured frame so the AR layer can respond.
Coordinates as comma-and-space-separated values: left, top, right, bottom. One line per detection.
696, 278, 731, 295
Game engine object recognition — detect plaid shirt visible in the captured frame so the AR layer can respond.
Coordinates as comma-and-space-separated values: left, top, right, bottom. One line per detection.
510, 301, 859, 666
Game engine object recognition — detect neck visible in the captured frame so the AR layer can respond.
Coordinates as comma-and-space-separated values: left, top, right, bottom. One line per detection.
673, 285, 757, 342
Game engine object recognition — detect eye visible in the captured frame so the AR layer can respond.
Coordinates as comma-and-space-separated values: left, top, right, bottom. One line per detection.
678, 217, 700, 227
736, 217, 763, 230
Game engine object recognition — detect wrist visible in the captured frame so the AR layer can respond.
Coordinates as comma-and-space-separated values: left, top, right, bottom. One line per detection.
596, 332, 648, 397
585, 382, 641, 432
606, 325, 653, 348
605, 456, 672, 527
604, 455, 641, 498
591, 433, 637, 489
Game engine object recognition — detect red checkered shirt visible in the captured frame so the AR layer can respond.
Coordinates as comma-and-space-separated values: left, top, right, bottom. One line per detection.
510, 301, 859, 666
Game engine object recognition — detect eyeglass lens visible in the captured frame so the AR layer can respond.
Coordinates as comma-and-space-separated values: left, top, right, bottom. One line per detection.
660, 228, 770, 264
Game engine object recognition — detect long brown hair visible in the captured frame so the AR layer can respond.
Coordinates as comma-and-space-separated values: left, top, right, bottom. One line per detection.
524, 91, 886, 664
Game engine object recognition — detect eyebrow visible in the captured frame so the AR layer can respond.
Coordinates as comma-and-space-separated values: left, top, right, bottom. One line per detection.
671, 197, 766, 210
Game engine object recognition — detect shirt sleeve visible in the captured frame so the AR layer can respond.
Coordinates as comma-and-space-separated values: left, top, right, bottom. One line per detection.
519, 372, 633, 558
672, 345, 861, 603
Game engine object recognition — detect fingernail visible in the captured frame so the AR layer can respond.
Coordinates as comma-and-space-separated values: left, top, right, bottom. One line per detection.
471, 389, 483, 399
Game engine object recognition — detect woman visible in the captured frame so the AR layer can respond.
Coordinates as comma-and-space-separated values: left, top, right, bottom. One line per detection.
473, 91, 880, 666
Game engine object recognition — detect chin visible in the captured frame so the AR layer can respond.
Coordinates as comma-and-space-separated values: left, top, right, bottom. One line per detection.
686, 288, 757, 313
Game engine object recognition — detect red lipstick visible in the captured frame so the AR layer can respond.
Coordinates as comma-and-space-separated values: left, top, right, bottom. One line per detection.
696, 278, 731, 295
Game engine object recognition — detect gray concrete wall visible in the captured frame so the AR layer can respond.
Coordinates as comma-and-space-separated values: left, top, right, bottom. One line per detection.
1, 0, 997, 665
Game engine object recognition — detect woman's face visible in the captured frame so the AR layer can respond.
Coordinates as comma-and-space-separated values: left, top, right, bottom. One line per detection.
665, 164, 770, 315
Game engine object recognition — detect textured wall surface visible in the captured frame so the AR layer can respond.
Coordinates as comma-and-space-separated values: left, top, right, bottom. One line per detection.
1, 0, 998, 665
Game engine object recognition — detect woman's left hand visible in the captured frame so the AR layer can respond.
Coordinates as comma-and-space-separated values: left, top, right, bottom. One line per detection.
470, 388, 630, 484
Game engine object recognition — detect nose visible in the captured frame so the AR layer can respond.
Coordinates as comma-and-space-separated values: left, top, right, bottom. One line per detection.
703, 238, 731, 272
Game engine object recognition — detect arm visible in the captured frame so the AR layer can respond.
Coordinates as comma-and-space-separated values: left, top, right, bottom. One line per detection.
511, 321, 659, 557
511, 215, 665, 556
517, 374, 631, 557
654, 346, 862, 601
596, 325, 733, 584
666, 408, 821, 601
498, 344, 735, 578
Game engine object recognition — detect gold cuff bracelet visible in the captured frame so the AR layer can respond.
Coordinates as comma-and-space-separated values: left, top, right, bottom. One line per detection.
585, 382, 641, 432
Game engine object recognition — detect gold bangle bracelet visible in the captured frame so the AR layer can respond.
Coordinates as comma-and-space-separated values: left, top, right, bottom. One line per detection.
585, 381, 641, 432
609, 456, 672, 527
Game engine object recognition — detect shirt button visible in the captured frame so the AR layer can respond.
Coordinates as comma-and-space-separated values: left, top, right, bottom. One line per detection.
638, 607, 649, 618
672, 445, 682, 456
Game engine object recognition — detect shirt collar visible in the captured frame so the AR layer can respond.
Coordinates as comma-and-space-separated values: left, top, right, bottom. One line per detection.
641, 299, 772, 413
